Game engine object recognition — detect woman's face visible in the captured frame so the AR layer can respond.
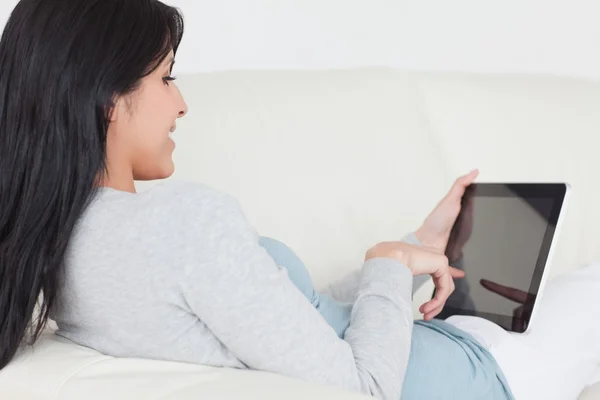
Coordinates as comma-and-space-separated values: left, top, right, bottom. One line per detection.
109, 50, 188, 182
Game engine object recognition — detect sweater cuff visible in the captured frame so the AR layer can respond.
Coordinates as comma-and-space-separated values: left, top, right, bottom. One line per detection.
402, 232, 431, 295
359, 258, 413, 308
401, 232, 422, 246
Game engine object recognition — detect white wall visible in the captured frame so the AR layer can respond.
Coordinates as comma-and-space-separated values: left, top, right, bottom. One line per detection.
2, 1, 600, 79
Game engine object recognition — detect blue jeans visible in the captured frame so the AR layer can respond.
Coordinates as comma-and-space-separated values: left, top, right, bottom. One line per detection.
259, 236, 352, 338
258, 236, 514, 400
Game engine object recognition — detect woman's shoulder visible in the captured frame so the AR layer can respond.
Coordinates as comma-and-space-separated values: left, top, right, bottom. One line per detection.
154, 179, 237, 204
91, 179, 242, 226
136, 180, 255, 249
145, 179, 227, 200
138, 179, 243, 220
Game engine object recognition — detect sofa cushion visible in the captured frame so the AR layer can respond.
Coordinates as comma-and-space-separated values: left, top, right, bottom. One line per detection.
0, 333, 372, 400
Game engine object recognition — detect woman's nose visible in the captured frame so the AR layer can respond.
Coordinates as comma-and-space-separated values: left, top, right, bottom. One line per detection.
178, 100, 188, 118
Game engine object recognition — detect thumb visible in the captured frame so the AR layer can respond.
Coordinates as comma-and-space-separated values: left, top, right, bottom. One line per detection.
449, 267, 465, 278
450, 169, 479, 198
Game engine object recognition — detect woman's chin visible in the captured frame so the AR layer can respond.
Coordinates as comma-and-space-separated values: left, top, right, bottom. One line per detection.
161, 159, 175, 178
133, 161, 175, 181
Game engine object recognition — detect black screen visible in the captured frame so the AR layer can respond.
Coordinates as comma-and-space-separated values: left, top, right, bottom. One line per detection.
434, 183, 566, 332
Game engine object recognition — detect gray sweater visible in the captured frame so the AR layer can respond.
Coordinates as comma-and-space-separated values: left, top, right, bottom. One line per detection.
51, 180, 414, 400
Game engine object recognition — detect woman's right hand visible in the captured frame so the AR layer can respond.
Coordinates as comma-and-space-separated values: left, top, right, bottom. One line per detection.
365, 241, 463, 321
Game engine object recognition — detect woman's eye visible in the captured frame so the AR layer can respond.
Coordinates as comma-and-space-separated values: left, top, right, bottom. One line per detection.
163, 76, 177, 85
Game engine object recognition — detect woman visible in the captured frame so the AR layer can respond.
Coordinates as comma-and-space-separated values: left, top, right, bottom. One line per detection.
0, 1, 597, 399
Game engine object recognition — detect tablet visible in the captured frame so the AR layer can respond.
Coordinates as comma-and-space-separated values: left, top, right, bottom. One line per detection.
433, 183, 570, 333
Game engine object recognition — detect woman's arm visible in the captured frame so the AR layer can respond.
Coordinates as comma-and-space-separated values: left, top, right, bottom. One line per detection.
179, 194, 413, 400
322, 233, 430, 303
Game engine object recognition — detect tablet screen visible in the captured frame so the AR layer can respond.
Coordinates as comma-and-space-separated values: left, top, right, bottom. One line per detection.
434, 183, 567, 332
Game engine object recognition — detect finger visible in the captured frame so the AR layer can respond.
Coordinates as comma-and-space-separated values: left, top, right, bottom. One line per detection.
460, 169, 479, 184
480, 279, 528, 304
449, 266, 465, 278
409, 249, 451, 277
449, 169, 479, 197
421, 280, 450, 319
420, 296, 441, 314
421, 274, 453, 314
419, 299, 437, 316
423, 303, 445, 321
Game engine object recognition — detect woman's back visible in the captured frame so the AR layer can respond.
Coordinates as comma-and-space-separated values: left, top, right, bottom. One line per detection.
52, 181, 245, 368
49, 178, 417, 399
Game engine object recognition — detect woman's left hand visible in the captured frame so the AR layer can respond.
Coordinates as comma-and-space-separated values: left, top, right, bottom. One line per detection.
414, 169, 479, 255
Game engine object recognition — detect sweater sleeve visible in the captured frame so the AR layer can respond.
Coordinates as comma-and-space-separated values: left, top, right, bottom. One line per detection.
179, 194, 414, 400
323, 232, 431, 303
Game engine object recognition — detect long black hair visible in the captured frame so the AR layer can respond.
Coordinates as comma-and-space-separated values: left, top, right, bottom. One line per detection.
0, 0, 184, 369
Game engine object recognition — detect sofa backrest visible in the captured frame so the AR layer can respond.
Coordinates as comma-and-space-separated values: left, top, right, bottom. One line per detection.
138, 68, 600, 289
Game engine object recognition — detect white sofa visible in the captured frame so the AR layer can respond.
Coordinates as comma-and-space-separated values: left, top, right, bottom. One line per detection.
1, 68, 599, 399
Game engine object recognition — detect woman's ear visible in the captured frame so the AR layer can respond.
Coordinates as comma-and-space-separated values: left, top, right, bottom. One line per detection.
107, 95, 131, 123
107, 106, 116, 122
107, 97, 121, 122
